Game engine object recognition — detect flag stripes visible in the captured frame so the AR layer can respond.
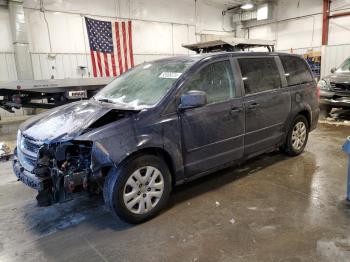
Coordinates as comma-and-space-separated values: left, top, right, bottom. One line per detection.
85, 17, 134, 78
122, 22, 128, 71
115, 21, 124, 75
128, 21, 134, 68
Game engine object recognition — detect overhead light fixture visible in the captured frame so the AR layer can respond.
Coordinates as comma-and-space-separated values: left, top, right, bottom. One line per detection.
240, 2, 254, 10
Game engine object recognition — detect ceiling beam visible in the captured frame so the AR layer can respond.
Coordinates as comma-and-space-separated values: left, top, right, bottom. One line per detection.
329, 11, 350, 19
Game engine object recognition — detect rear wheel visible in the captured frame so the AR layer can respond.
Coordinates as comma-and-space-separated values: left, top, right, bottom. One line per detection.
283, 115, 309, 156
103, 154, 171, 224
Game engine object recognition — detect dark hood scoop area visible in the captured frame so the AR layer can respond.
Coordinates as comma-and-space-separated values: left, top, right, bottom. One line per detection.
88, 109, 137, 129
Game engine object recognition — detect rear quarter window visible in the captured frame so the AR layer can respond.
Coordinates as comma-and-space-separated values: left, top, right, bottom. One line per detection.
238, 57, 281, 95
280, 56, 314, 86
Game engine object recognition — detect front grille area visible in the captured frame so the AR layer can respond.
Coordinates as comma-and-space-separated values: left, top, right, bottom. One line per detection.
330, 82, 350, 92
22, 154, 37, 166
17, 135, 42, 172
22, 137, 41, 155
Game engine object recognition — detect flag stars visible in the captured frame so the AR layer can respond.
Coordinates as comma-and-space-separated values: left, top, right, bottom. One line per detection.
86, 17, 114, 53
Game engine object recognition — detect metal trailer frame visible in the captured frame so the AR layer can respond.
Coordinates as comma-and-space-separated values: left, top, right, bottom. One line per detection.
0, 77, 113, 113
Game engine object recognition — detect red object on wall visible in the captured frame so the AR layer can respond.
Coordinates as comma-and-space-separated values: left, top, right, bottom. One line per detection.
329, 11, 350, 19
322, 0, 330, 46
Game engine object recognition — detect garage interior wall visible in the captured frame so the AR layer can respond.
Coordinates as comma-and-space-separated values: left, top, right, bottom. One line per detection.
0, 0, 234, 82
1, 0, 350, 82
245, 0, 350, 77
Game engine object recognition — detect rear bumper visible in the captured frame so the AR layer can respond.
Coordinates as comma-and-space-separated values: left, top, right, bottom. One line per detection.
13, 149, 48, 192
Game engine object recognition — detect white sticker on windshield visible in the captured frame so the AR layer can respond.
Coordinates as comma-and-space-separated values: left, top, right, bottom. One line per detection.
159, 72, 182, 79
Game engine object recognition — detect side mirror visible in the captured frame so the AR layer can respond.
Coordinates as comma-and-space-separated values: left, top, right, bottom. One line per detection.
179, 90, 207, 110
330, 67, 336, 74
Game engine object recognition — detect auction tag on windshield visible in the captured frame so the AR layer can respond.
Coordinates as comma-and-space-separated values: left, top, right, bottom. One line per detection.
159, 72, 182, 79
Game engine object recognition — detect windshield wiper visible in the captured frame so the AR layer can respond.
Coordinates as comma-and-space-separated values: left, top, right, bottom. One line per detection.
97, 98, 115, 104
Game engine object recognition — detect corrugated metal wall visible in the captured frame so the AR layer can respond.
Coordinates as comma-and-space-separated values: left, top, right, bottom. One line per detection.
0, 52, 17, 82
321, 44, 350, 77
0, 52, 23, 118
31, 53, 91, 80
30, 53, 185, 80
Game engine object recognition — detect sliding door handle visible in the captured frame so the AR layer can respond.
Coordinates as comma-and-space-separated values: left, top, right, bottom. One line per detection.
247, 102, 259, 110
230, 107, 243, 113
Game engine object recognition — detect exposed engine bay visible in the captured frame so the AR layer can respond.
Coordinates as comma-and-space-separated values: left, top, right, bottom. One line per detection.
33, 141, 100, 206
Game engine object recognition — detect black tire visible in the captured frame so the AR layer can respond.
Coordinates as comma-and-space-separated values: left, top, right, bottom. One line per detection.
283, 115, 309, 156
103, 154, 172, 224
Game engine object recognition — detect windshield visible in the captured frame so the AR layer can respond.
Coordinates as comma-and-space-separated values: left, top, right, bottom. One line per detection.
336, 58, 350, 73
94, 59, 194, 109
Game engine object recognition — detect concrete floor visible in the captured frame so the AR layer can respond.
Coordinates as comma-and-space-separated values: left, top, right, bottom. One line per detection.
0, 122, 350, 261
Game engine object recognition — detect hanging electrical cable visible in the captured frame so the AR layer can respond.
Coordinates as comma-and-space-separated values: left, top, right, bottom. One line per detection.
194, 0, 199, 41
40, 0, 53, 54
310, 15, 315, 48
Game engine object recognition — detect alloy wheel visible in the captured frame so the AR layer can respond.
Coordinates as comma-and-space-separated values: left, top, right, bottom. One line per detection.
123, 166, 164, 214
291, 122, 307, 151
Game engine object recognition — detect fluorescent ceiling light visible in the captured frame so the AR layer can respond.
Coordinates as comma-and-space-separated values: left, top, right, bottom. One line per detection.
241, 2, 254, 10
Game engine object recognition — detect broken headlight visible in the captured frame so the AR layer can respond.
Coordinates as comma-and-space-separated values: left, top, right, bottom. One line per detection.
317, 79, 330, 91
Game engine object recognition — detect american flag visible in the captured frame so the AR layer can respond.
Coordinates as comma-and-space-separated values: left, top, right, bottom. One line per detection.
85, 17, 134, 77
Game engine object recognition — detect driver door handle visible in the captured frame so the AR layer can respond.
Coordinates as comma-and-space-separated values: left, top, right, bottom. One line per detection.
230, 106, 243, 113
247, 102, 259, 110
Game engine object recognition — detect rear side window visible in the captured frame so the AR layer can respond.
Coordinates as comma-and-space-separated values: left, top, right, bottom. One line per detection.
238, 57, 281, 95
182, 60, 235, 104
280, 56, 313, 86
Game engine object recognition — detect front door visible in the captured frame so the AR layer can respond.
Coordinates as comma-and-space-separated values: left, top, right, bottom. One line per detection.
238, 57, 291, 156
179, 59, 245, 176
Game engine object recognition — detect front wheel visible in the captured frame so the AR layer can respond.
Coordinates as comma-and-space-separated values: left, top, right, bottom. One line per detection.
283, 115, 309, 156
103, 154, 172, 224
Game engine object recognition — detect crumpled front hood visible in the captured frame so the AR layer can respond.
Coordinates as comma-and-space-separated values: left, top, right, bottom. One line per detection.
20, 100, 120, 142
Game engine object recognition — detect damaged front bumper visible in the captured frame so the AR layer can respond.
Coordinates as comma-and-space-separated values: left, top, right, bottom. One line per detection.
320, 89, 350, 108
13, 149, 49, 192
13, 138, 105, 206
320, 97, 350, 108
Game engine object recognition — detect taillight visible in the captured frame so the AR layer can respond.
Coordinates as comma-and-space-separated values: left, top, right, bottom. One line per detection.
316, 83, 321, 102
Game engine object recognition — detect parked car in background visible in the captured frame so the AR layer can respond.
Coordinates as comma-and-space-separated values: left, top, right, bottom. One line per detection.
318, 57, 350, 115
13, 52, 319, 224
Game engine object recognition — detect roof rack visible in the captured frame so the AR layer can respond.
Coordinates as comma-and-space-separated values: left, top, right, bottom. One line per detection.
183, 37, 276, 53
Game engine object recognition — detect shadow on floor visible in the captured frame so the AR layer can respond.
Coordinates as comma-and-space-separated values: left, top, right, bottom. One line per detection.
21, 151, 290, 235
168, 152, 289, 208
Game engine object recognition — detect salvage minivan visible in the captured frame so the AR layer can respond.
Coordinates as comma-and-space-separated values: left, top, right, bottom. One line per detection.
14, 52, 319, 224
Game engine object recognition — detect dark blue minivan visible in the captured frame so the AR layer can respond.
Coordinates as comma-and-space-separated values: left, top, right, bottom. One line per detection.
13, 52, 319, 223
